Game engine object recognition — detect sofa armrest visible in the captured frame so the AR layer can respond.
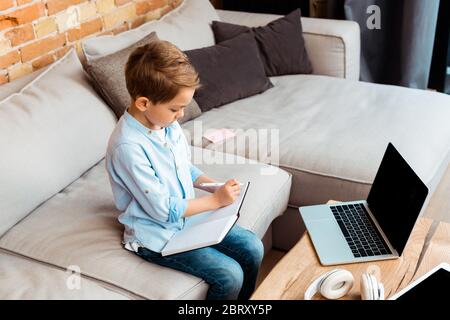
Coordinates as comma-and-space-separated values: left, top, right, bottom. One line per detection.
216, 10, 361, 80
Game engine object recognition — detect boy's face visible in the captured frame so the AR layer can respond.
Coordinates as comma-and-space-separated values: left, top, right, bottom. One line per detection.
134, 87, 195, 129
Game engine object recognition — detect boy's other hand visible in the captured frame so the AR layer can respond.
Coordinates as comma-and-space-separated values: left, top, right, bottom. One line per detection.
213, 179, 241, 207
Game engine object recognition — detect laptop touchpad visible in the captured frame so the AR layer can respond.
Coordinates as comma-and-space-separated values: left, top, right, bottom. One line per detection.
306, 219, 354, 265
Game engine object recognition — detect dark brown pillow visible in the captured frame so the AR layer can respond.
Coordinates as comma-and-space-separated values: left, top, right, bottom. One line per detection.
84, 32, 202, 122
184, 32, 273, 112
212, 9, 312, 77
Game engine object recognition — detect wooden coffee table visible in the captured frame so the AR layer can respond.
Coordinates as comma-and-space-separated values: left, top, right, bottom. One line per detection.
251, 201, 446, 300
411, 221, 450, 281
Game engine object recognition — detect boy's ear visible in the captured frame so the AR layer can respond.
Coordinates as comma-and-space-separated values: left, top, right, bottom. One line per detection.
135, 97, 151, 112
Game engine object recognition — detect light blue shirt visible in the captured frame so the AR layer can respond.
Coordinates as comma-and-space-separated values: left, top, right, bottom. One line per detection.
105, 111, 203, 252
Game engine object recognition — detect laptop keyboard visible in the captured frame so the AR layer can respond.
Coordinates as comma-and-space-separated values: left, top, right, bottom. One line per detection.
330, 203, 391, 258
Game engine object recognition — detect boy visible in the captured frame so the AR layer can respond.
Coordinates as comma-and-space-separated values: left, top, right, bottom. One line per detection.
105, 40, 264, 300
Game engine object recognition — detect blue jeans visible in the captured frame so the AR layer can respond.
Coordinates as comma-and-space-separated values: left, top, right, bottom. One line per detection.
136, 224, 264, 300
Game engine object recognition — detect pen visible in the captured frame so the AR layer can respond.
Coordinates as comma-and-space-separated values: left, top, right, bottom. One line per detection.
199, 182, 244, 187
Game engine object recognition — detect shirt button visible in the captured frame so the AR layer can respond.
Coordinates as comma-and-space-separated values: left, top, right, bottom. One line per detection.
144, 190, 149, 194
164, 143, 168, 147
148, 130, 152, 135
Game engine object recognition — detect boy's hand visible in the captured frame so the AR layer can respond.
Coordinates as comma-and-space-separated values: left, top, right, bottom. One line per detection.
213, 179, 241, 207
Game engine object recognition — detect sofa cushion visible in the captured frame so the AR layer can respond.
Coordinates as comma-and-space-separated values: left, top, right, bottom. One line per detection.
216, 9, 361, 81
0, 49, 117, 238
185, 32, 273, 112
181, 75, 450, 207
82, 0, 219, 61
0, 148, 291, 299
0, 251, 129, 300
212, 9, 312, 76
0, 66, 48, 100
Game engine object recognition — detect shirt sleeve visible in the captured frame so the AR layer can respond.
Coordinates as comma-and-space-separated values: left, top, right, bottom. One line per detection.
112, 144, 187, 223
189, 164, 204, 183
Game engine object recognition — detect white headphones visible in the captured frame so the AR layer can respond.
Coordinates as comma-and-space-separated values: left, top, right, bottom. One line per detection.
304, 269, 385, 300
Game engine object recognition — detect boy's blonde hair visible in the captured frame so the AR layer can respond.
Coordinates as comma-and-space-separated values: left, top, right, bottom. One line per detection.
125, 40, 200, 104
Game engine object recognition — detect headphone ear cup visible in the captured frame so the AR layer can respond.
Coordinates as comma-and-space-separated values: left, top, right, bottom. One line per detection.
378, 282, 385, 300
361, 273, 385, 300
369, 274, 385, 300
304, 270, 337, 300
320, 269, 354, 300
360, 273, 373, 300
369, 274, 380, 300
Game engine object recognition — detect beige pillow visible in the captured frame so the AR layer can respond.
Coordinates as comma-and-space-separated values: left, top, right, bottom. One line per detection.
81, 0, 219, 60
85, 32, 201, 122
0, 49, 116, 237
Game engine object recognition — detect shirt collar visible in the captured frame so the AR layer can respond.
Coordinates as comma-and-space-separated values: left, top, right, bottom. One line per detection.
123, 110, 180, 142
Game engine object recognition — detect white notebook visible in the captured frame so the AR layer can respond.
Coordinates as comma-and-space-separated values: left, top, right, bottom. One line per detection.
161, 182, 250, 256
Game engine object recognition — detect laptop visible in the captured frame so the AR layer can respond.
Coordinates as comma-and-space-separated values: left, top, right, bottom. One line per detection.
299, 143, 429, 265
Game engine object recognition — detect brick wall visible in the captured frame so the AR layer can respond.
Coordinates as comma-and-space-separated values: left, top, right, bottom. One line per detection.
0, 0, 183, 85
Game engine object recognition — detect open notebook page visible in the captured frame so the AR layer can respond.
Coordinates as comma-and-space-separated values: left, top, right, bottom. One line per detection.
184, 182, 250, 228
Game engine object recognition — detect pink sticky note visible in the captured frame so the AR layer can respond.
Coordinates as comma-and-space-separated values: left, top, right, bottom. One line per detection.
203, 128, 236, 143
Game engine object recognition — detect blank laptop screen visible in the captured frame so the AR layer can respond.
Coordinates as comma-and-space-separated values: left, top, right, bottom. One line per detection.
367, 143, 428, 256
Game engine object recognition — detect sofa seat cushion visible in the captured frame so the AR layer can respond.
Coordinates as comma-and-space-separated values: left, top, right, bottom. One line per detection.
0, 148, 291, 300
0, 251, 129, 300
181, 75, 450, 206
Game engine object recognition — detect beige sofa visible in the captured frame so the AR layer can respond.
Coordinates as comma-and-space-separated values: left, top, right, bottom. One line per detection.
184, 9, 450, 247
0, 0, 449, 300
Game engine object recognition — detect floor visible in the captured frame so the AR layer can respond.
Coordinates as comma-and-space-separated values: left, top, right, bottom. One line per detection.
255, 249, 286, 289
